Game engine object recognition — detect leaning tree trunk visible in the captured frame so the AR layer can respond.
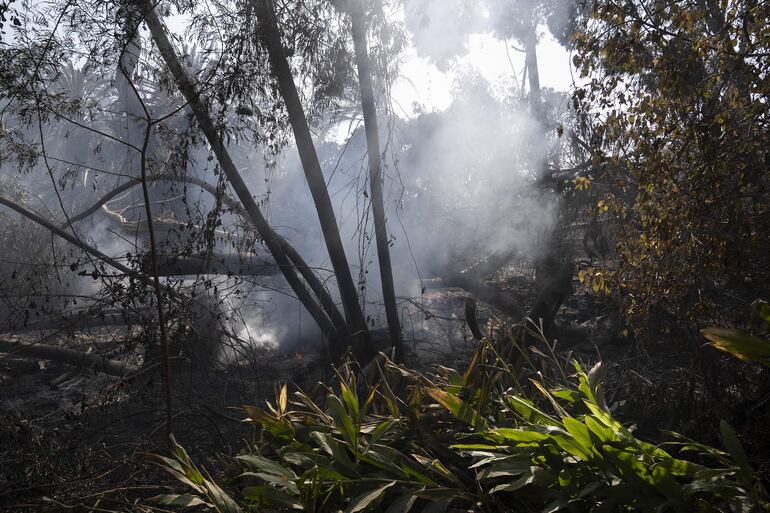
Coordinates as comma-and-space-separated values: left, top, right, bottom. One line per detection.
138, 3, 352, 357
348, 0, 403, 361
253, 0, 373, 362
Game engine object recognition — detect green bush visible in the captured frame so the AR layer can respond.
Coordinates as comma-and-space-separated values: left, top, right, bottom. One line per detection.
152, 327, 767, 512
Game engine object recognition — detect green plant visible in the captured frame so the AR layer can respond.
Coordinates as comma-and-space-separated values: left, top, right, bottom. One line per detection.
703, 300, 770, 367
154, 326, 767, 512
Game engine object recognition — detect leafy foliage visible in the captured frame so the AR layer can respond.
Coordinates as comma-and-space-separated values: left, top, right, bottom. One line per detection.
154, 327, 766, 512
572, 0, 770, 328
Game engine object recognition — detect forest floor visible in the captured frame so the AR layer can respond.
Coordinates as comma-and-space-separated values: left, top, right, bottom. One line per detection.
1, 265, 769, 511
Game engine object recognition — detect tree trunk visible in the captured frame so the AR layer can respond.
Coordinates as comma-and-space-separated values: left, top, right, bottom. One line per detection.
139, 4, 351, 356
348, 0, 403, 361
522, 23, 572, 302
1, 311, 135, 333
524, 27, 542, 116
253, 0, 373, 362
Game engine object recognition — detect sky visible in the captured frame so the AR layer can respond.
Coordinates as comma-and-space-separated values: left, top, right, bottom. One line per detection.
391, 20, 575, 117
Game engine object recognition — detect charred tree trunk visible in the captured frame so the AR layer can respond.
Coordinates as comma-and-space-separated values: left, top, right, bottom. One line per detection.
526, 260, 574, 340
253, 0, 373, 362
524, 27, 542, 119
2, 310, 136, 333
348, 0, 403, 361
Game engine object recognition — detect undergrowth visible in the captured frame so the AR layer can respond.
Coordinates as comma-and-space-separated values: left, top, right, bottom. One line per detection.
151, 323, 768, 512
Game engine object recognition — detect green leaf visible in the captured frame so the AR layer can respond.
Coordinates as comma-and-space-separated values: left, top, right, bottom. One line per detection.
242, 485, 303, 510
702, 328, 770, 367
411, 454, 455, 482
240, 471, 299, 494
204, 479, 243, 513
584, 415, 619, 442
151, 494, 208, 507
366, 419, 395, 448
550, 387, 581, 404
506, 395, 558, 424
562, 417, 594, 459
309, 431, 359, 477
489, 466, 554, 494
310, 430, 334, 456
436, 365, 463, 387
281, 451, 315, 468
340, 380, 360, 421
603, 445, 655, 489
151, 455, 203, 491
425, 387, 488, 429
384, 492, 419, 513
476, 460, 532, 480
237, 454, 296, 478
719, 420, 753, 490
486, 427, 550, 443
328, 394, 358, 451
361, 445, 409, 478
242, 404, 295, 439
344, 481, 396, 513
583, 401, 633, 440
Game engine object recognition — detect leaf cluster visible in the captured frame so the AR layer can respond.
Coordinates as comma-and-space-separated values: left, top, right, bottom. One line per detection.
571, 0, 770, 329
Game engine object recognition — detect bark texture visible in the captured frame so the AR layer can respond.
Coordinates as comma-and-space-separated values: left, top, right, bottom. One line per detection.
349, 0, 402, 360
253, 0, 373, 361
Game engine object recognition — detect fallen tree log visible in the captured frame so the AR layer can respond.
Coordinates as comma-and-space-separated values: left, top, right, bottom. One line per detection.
423, 274, 524, 319
0, 340, 139, 377
142, 253, 279, 277
1, 310, 137, 334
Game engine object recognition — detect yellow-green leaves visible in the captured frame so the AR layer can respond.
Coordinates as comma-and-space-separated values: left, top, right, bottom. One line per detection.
425, 387, 488, 430
152, 436, 242, 513
702, 327, 770, 367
